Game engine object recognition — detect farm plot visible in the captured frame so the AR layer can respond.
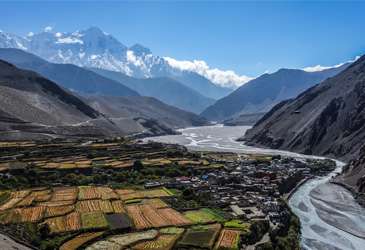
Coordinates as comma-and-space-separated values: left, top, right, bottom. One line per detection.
142, 189, 171, 198
85, 240, 120, 250
132, 234, 180, 250
39, 200, 75, 207
111, 200, 125, 213
0, 209, 22, 224
15, 195, 34, 207
177, 224, 222, 249
104, 160, 134, 169
81, 212, 108, 230
158, 208, 192, 226
0, 190, 32, 210
143, 199, 169, 209
0, 207, 45, 224
184, 208, 225, 224
160, 227, 185, 235
107, 230, 158, 248
51, 187, 78, 202
224, 220, 250, 233
60, 231, 105, 250
44, 212, 81, 233
31, 190, 51, 202
126, 205, 170, 229
0, 197, 23, 210
105, 213, 133, 230
76, 200, 114, 213
45, 205, 75, 218
78, 186, 118, 200
119, 188, 171, 201
214, 229, 240, 250
16, 206, 46, 222
141, 158, 172, 167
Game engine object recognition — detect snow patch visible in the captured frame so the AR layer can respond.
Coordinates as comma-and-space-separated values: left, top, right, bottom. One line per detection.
56, 37, 83, 44
44, 26, 53, 32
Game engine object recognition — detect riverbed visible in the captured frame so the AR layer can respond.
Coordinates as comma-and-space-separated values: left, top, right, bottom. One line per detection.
146, 125, 365, 250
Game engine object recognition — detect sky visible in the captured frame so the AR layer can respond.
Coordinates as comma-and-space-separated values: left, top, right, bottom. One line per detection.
1, 1, 365, 78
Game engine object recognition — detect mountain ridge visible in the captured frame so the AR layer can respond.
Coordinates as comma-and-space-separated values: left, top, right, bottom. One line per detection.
201, 65, 349, 122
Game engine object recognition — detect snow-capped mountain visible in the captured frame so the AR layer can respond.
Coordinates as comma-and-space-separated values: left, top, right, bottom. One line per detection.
0, 27, 236, 99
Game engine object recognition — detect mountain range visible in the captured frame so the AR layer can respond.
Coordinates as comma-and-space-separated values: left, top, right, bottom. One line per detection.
0, 48, 213, 113
0, 56, 207, 140
201, 65, 349, 122
0, 27, 232, 100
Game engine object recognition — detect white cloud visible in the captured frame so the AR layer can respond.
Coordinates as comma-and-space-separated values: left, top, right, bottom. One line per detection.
27, 32, 34, 37
44, 26, 53, 32
55, 32, 62, 38
163, 57, 253, 89
303, 56, 360, 72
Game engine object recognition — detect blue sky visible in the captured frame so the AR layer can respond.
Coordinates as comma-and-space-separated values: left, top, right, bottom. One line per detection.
1, 1, 365, 77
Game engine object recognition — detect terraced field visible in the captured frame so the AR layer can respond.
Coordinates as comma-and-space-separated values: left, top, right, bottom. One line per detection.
0, 185, 243, 249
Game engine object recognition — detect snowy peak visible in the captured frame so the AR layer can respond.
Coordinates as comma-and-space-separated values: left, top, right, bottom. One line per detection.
129, 44, 152, 56
0, 31, 28, 50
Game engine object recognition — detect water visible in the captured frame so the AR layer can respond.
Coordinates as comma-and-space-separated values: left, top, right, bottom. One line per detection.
146, 125, 365, 250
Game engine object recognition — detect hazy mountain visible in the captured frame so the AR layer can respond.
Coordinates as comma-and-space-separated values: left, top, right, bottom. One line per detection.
90, 67, 214, 113
201, 65, 348, 121
0, 48, 139, 97
84, 95, 209, 129
243, 55, 365, 161
0, 28, 233, 99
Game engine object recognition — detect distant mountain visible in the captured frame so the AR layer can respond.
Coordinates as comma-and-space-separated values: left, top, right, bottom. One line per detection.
243, 55, 365, 161
0, 48, 139, 97
90, 67, 214, 113
84, 95, 208, 129
0, 28, 233, 99
201, 65, 348, 121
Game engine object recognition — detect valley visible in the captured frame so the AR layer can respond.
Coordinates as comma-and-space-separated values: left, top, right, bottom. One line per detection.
1, 3, 365, 249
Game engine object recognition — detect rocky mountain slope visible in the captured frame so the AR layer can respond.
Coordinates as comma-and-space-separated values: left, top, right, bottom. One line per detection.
201, 65, 348, 122
335, 145, 365, 206
90, 67, 214, 113
0, 27, 232, 99
0, 48, 139, 97
0, 59, 118, 140
243, 55, 365, 161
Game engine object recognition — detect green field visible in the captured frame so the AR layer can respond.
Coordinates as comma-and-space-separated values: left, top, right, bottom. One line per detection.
184, 208, 226, 224
81, 212, 108, 229
224, 220, 251, 232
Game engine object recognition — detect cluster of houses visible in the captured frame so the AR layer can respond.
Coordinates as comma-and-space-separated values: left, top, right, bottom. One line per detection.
151, 154, 323, 225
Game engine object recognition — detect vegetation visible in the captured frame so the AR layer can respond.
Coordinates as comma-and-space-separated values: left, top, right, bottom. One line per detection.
224, 219, 251, 232
184, 208, 225, 224
269, 211, 301, 250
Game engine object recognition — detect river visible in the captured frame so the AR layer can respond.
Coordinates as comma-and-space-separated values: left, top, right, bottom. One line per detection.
146, 125, 365, 250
